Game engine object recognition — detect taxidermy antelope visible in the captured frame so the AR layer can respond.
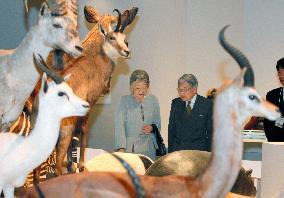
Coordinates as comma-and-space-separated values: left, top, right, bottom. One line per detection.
32, 5, 137, 175
24, 26, 280, 198
0, 0, 82, 131
0, 54, 89, 198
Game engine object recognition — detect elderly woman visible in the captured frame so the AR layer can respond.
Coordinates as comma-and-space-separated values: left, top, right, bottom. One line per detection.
115, 70, 161, 160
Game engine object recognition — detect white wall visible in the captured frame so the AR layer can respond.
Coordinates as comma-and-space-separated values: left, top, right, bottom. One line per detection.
244, 0, 284, 96
0, 0, 282, 151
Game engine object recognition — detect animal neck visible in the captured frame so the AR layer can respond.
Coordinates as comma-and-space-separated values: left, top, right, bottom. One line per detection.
26, 99, 61, 165
198, 93, 243, 198
10, 25, 52, 90
59, 30, 114, 109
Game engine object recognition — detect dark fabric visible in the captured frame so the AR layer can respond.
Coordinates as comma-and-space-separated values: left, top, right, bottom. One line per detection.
264, 87, 284, 141
186, 101, 192, 115
168, 95, 213, 152
151, 124, 167, 156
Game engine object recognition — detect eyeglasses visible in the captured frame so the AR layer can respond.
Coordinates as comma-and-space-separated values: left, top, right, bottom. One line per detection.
177, 87, 192, 93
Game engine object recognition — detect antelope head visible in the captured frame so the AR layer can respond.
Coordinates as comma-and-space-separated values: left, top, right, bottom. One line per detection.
218, 25, 280, 123
38, 1, 82, 62
45, 0, 81, 69
84, 5, 138, 60
33, 53, 90, 118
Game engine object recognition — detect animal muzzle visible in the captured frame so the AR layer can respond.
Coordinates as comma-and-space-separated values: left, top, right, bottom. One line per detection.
122, 50, 130, 58
261, 100, 281, 121
71, 43, 83, 57
81, 102, 90, 112
75, 45, 83, 53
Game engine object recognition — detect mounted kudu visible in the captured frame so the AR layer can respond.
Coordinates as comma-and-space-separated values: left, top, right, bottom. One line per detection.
24, 26, 280, 198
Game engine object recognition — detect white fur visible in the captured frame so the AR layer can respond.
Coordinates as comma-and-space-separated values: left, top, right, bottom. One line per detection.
0, 2, 82, 130
0, 73, 89, 198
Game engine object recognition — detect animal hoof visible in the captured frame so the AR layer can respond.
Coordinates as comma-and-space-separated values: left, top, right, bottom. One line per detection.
67, 162, 77, 173
78, 163, 86, 172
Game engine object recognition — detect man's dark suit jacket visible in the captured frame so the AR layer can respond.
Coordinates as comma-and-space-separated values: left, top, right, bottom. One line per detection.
168, 95, 213, 152
264, 87, 284, 141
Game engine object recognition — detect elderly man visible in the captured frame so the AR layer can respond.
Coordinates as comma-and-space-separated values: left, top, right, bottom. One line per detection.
168, 74, 213, 152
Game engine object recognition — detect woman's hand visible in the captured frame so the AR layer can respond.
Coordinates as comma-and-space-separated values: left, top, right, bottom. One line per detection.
142, 124, 153, 134
117, 148, 125, 152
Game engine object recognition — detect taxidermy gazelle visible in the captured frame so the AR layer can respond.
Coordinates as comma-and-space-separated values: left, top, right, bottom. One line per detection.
57, 5, 138, 174
0, 54, 89, 198
24, 26, 280, 198
25, 5, 138, 176
0, 0, 82, 131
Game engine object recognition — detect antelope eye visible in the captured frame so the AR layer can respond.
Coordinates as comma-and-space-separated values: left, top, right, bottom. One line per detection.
110, 36, 115, 40
53, 23, 63, 29
58, 91, 65, 97
249, 95, 260, 102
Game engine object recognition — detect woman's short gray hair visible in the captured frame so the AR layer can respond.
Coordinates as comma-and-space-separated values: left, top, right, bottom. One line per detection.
130, 70, 150, 85
178, 74, 198, 88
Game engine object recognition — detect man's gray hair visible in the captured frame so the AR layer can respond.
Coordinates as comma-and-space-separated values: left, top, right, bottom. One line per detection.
178, 74, 198, 88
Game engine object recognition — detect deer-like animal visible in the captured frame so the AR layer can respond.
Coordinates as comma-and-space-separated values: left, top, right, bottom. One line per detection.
24, 26, 280, 198
0, 0, 82, 131
30, 5, 138, 175
0, 54, 89, 198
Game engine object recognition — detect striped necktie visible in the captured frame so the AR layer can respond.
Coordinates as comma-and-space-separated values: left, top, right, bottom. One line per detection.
186, 101, 192, 115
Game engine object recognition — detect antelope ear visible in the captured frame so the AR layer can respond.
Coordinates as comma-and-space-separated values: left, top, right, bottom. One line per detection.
41, 73, 49, 94
231, 68, 246, 88
121, 7, 138, 26
84, 6, 100, 23
63, 73, 72, 81
39, 2, 51, 17
99, 24, 107, 37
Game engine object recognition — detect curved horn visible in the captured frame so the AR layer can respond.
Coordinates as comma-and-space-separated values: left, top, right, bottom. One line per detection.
66, 0, 78, 25
113, 9, 122, 32
33, 53, 64, 84
46, 0, 67, 16
120, 10, 130, 33
218, 25, 254, 87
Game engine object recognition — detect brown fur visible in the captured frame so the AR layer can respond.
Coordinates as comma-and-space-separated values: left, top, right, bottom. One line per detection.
24, 171, 253, 198
52, 6, 138, 175
24, 172, 202, 198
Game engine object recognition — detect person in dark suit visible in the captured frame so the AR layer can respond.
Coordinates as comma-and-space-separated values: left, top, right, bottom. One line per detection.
264, 58, 284, 141
168, 74, 213, 152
